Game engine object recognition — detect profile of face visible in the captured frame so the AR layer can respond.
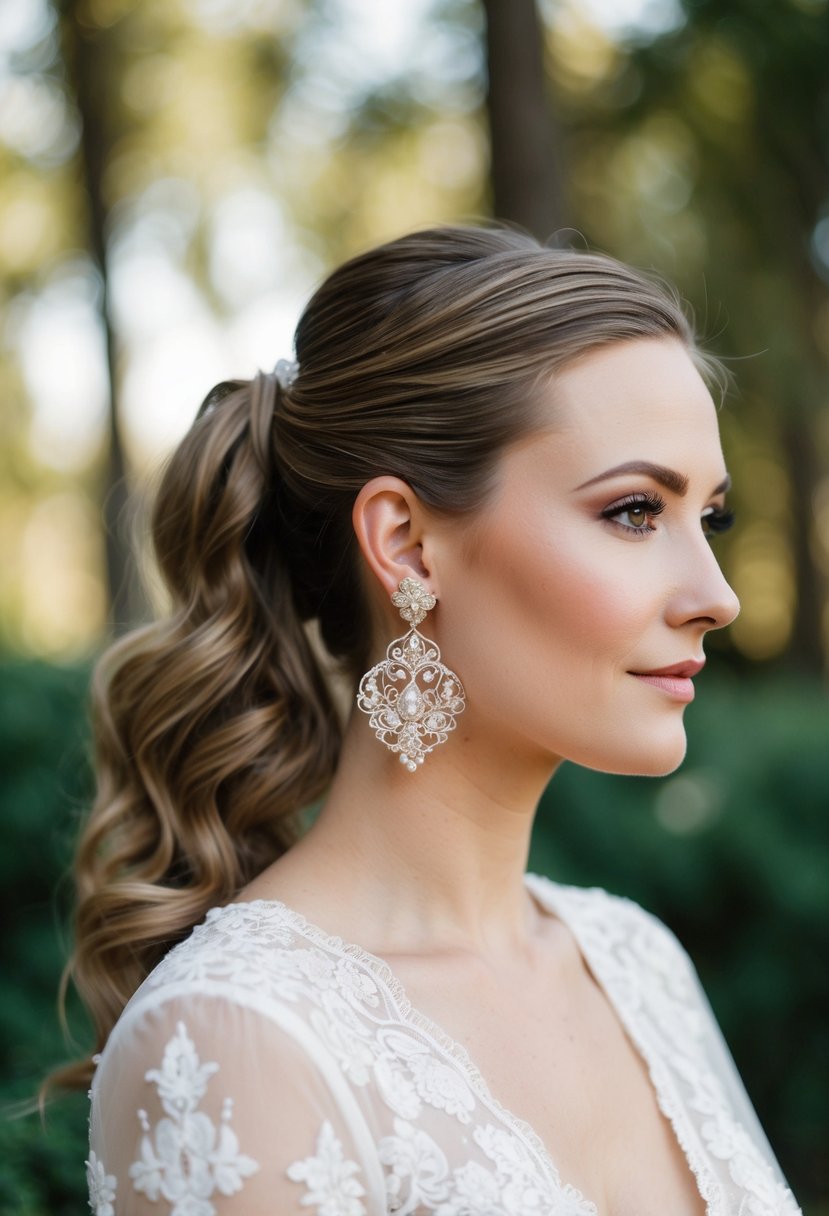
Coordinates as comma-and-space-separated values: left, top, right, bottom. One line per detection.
417, 336, 741, 779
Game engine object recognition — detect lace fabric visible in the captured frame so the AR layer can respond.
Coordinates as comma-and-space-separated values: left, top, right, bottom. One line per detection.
87, 875, 802, 1215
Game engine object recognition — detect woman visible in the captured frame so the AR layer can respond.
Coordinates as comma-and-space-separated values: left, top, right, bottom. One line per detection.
70, 226, 800, 1214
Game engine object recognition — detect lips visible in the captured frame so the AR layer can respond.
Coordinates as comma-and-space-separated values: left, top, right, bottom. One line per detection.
629, 659, 705, 678
627, 659, 704, 704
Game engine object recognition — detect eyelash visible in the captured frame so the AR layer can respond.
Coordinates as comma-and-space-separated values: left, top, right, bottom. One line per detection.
701, 505, 735, 537
601, 493, 735, 540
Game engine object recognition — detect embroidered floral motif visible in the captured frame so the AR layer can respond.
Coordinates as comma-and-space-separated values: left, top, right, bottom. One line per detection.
310, 997, 376, 1086
531, 878, 802, 1216
440, 1158, 500, 1212
334, 957, 382, 1008
374, 1050, 423, 1121
379, 1117, 452, 1213
128, 1022, 258, 1215
377, 1117, 568, 1216
473, 1123, 561, 1215
376, 1028, 476, 1123
90, 882, 802, 1216
701, 1111, 802, 1216
286, 1119, 367, 1215
86, 1151, 116, 1216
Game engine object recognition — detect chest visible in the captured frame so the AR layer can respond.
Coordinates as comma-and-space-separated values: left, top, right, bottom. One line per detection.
381, 948, 707, 1216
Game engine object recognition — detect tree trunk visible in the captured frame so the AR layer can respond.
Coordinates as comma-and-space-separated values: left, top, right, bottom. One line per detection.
58, 0, 144, 633
481, 0, 566, 238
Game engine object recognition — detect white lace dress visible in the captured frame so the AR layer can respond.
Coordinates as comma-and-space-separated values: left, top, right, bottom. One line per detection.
86, 874, 801, 1216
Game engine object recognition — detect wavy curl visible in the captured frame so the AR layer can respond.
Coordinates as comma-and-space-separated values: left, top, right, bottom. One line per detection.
49, 374, 341, 1093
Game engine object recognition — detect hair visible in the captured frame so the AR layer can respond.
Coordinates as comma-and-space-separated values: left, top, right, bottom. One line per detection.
51, 223, 706, 1093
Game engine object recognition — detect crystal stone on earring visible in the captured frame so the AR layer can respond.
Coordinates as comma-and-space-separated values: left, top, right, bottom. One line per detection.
398, 681, 425, 721
391, 577, 437, 626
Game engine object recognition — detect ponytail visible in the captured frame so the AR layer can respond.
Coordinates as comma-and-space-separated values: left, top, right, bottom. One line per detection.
52, 372, 341, 1091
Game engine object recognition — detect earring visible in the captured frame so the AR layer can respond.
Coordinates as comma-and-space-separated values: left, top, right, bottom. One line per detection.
356, 577, 466, 772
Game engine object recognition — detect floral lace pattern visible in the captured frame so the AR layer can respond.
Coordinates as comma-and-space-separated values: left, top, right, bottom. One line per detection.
287, 1120, 367, 1215
91, 877, 802, 1216
142, 905, 579, 1211
86, 1151, 116, 1216
128, 1021, 258, 1215
532, 880, 801, 1216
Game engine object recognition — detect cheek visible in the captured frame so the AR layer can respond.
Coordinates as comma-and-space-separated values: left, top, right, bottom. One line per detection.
502, 519, 647, 663
534, 550, 637, 662
443, 515, 650, 714
437, 511, 686, 775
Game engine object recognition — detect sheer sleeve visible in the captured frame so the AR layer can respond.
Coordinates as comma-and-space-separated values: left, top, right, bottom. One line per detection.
525, 874, 802, 1212
87, 992, 387, 1216
627, 899, 799, 1204
668, 933, 792, 1192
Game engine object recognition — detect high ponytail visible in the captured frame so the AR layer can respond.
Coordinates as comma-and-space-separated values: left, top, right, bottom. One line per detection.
54, 224, 705, 1092
52, 372, 341, 1091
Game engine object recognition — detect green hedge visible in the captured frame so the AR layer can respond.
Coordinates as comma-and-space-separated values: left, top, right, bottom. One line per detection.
0, 660, 94, 1216
1, 659, 827, 1213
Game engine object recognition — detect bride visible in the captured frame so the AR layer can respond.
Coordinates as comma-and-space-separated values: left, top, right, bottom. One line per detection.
68, 225, 800, 1214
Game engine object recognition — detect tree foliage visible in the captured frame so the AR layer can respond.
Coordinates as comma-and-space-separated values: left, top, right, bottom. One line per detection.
539, 0, 829, 671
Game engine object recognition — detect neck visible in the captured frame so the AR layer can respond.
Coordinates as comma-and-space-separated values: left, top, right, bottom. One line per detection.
281, 708, 561, 958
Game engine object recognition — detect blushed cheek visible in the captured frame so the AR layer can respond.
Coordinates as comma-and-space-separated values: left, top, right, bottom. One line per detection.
509, 525, 643, 673
450, 521, 641, 721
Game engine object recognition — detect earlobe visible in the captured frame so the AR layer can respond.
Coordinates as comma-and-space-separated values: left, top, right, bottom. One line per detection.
352, 476, 433, 600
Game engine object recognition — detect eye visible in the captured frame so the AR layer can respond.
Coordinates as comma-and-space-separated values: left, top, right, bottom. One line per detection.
701, 505, 735, 539
619, 505, 651, 529
601, 492, 666, 536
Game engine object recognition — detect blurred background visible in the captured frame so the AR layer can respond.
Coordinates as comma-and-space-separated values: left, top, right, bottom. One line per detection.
1, 0, 827, 1211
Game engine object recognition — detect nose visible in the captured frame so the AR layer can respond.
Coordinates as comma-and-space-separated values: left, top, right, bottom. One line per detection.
666, 535, 740, 632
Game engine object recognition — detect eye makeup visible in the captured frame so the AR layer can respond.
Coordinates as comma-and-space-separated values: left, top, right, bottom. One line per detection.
701, 505, 735, 537
599, 494, 736, 539
601, 492, 666, 535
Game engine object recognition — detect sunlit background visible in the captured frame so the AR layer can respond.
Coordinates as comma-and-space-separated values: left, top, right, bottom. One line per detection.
2, 0, 828, 1211
3, 0, 828, 667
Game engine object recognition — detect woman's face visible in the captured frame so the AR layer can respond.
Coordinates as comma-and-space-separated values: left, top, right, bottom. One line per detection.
433, 336, 740, 777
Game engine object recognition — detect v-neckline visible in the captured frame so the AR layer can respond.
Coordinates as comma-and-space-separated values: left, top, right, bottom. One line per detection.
221, 872, 714, 1216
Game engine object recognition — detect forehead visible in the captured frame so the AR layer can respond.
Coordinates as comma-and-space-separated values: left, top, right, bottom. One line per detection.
544, 337, 721, 464
480, 337, 728, 516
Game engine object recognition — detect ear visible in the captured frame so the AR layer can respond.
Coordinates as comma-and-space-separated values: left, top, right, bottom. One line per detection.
352, 476, 436, 602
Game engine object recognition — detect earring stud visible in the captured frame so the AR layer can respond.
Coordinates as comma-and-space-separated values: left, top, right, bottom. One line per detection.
356, 578, 466, 772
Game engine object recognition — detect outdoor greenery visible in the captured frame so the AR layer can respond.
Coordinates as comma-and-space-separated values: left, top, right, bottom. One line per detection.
1, 0, 828, 1212
1, 657, 827, 1213
0, 660, 92, 1216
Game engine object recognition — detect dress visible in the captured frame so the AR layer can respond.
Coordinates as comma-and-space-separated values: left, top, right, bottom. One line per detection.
86, 873, 801, 1216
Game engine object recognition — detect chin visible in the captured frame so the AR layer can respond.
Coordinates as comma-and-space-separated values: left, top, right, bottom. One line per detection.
567, 725, 688, 779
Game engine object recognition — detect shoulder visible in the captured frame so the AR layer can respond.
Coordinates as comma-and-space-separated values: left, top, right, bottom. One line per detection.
88, 916, 389, 1216
121, 899, 370, 1022
525, 871, 696, 983
97, 898, 390, 1095
527, 869, 671, 926
89, 903, 389, 1212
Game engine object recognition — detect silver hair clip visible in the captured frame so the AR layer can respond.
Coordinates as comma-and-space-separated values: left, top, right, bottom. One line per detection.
274, 358, 299, 390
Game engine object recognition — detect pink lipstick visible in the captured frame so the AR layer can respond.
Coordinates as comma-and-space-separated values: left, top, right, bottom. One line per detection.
628, 659, 704, 703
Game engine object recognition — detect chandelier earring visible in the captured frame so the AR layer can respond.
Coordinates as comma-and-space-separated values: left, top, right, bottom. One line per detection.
356, 578, 466, 772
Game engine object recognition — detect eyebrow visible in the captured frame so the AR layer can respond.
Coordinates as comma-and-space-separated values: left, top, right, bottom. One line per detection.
573, 460, 731, 498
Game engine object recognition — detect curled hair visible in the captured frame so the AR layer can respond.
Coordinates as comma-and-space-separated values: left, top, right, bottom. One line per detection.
54, 225, 703, 1092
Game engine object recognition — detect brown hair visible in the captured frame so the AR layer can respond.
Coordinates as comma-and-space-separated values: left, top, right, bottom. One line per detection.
54, 224, 702, 1091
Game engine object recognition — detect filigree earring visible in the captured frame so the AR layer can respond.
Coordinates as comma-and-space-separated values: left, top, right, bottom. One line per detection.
356, 577, 466, 772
